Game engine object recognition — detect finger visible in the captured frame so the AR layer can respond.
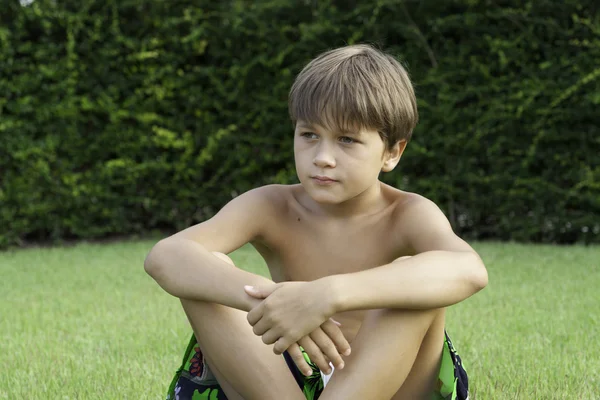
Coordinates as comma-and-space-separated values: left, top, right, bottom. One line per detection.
299, 335, 332, 374
244, 283, 280, 299
261, 329, 281, 345
244, 285, 266, 299
246, 303, 264, 326
273, 335, 293, 355
288, 343, 313, 377
330, 318, 342, 327
310, 327, 344, 370
251, 317, 271, 336
321, 319, 351, 356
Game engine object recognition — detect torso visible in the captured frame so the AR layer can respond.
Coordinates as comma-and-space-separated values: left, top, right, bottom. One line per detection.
251, 183, 416, 342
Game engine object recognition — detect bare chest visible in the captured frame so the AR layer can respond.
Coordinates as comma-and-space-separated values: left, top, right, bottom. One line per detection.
258, 216, 404, 282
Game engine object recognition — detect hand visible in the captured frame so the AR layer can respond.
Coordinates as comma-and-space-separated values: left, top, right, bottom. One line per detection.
287, 320, 351, 376
245, 280, 344, 355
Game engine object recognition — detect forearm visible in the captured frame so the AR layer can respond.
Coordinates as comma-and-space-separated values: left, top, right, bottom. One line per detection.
144, 238, 271, 312
327, 250, 488, 312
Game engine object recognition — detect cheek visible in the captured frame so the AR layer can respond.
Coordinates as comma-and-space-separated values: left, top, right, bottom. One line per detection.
345, 148, 379, 168
351, 155, 384, 181
293, 140, 301, 157
293, 145, 308, 171
293, 138, 308, 154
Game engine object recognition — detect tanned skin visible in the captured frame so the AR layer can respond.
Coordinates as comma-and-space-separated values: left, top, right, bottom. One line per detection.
145, 121, 487, 399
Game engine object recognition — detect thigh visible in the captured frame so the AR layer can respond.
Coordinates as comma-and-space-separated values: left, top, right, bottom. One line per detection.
204, 352, 245, 400
180, 298, 305, 400
177, 251, 304, 399
391, 310, 446, 399
318, 308, 443, 400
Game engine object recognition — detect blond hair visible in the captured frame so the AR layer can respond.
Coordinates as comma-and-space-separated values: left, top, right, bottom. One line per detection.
289, 44, 418, 149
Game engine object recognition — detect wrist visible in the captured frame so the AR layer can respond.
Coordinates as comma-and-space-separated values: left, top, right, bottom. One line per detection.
316, 275, 349, 314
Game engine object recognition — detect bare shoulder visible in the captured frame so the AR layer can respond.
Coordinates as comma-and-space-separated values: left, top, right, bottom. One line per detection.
220, 184, 295, 222
241, 183, 285, 204
246, 183, 297, 210
166, 184, 293, 253
391, 190, 445, 219
381, 185, 439, 218
258, 183, 309, 213
387, 188, 475, 254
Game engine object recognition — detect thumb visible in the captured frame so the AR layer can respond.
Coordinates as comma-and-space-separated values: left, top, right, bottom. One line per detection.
244, 284, 278, 299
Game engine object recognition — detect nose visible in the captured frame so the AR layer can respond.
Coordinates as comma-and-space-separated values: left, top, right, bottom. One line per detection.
313, 142, 336, 168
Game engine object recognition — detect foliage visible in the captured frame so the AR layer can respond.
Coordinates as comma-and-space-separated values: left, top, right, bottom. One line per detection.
1, 0, 599, 247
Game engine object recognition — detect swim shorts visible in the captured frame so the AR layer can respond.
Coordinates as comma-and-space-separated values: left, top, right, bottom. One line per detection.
166, 331, 468, 400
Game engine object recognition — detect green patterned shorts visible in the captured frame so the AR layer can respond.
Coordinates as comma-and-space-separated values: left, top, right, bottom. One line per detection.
166, 331, 468, 400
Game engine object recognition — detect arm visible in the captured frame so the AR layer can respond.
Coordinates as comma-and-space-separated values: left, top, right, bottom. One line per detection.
243, 196, 487, 355
144, 187, 276, 312
145, 186, 351, 374
325, 197, 488, 312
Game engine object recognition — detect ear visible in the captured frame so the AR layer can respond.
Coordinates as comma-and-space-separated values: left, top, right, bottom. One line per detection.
381, 140, 407, 172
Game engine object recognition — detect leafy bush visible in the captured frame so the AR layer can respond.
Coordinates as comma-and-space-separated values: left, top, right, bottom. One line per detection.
1, 0, 598, 247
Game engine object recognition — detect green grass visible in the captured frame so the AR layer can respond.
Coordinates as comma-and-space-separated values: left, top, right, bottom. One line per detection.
0, 241, 598, 399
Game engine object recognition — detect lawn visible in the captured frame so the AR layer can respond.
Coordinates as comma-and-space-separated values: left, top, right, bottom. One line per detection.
0, 240, 598, 399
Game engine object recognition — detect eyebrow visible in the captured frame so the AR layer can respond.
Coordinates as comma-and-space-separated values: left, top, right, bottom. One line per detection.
296, 123, 361, 136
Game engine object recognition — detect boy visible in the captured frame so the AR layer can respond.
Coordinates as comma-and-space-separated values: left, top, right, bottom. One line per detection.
145, 44, 487, 400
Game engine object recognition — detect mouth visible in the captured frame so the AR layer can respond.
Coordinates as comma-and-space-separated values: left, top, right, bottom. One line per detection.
311, 175, 339, 184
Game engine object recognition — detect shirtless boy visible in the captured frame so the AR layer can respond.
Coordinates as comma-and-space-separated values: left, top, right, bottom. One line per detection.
145, 44, 488, 400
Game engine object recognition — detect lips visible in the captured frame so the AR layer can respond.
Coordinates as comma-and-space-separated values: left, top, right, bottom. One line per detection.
311, 175, 338, 183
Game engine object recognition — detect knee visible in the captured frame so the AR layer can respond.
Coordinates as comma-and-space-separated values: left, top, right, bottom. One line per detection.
212, 251, 235, 265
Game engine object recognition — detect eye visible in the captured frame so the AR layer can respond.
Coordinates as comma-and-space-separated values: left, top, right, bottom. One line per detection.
301, 132, 318, 139
339, 136, 356, 144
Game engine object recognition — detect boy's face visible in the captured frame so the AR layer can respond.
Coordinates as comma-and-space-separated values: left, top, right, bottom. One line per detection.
293, 120, 405, 206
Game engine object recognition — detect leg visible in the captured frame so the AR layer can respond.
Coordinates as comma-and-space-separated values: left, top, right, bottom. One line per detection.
199, 352, 244, 400
391, 310, 446, 399
319, 307, 445, 400
179, 252, 305, 400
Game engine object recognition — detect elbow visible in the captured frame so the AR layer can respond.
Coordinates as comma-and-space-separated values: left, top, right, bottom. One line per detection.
144, 239, 170, 281
469, 252, 488, 292
474, 266, 489, 292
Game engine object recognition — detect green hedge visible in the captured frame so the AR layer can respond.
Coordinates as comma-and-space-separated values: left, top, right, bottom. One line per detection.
1, 0, 599, 247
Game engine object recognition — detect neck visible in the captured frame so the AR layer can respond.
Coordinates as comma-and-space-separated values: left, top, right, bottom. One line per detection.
302, 181, 389, 219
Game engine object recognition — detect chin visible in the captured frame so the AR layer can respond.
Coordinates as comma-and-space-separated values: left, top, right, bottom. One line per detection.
299, 178, 347, 204
312, 196, 343, 205
305, 189, 345, 205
